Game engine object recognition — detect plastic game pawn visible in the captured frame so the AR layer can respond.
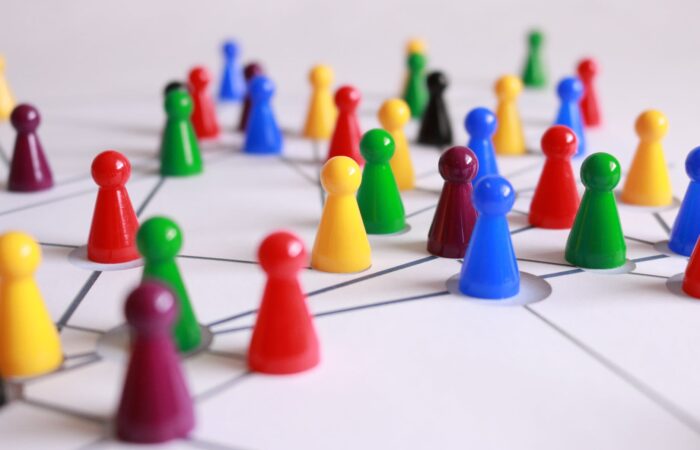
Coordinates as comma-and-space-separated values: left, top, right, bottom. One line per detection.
327, 86, 363, 165
0, 56, 15, 121
682, 236, 700, 298
465, 107, 499, 184
116, 281, 195, 443
522, 30, 547, 89
399, 38, 427, 97
620, 110, 673, 207
669, 147, 700, 256
417, 72, 453, 147
248, 231, 320, 374
137, 217, 201, 353
164, 81, 187, 97
87, 151, 140, 264
577, 58, 602, 127
357, 129, 406, 234
218, 40, 245, 102
237, 62, 264, 131
427, 146, 478, 258
0, 232, 62, 378
493, 75, 526, 156
379, 98, 414, 190
188, 66, 220, 139
403, 53, 428, 119
529, 126, 580, 229
311, 156, 371, 273
244, 76, 283, 155
160, 90, 203, 177
8, 104, 54, 192
554, 77, 586, 157
302, 65, 336, 140
565, 153, 626, 269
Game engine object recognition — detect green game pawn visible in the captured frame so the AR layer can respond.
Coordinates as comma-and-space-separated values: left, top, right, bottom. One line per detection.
565, 153, 626, 269
521, 30, 547, 89
357, 129, 406, 234
137, 216, 202, 352
403, 53, 428, 119
160, 90, 203, 177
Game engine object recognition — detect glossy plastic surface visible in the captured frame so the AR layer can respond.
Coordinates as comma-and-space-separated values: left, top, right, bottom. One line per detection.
493, 75, 526, 156
0, 56, 16, 120
522, 30, 547, 88
417, 71, 452, 146
379, 98, 414, 190
403, 53, 428, 118
465, 107, 499, 183
160, 90, 203, 176
237, 62, 264, 131
218, 39, 245, 102
554, 76, 586, 157
244, 76, 283, 155
8, 104, 54, 192
669, 147, 700, 256
327, 85, 363, 164
188, 65, 220, 139
577, 58, 602, 127
302, 64, 336, 139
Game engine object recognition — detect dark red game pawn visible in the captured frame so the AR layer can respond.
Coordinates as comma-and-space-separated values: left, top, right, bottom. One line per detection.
427, 147, 478, 258
683, 241, 700, 298
577, 58, 602, 127
529, 126, 580, 229
8, 104, 53, 192
327, 85, 363, 165
116, 281, 195, 443
87, 151, 139, 263
237, 62, 264, 131
188, 66, 220, 139
248, 231, 320, 375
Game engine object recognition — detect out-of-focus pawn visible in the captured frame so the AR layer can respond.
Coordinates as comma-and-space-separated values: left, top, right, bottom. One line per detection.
327, 86, 362, 164
529, 126, 580, 229
0, 56, 16, 120
577, 58, 602, 127
493, 75, 526, 156
669, 147, 700, 256
188, 66, 220, 139
620, 110, 672, 206
87, 151, 139, 264
248, 231, 320, 374
160, 90, 203, 176
403, 53, 428, 119
417, 72, 452, 146
116, 282, 195, 443
164, 81, 186, 98
553, 76, 586, 157
465, 107, 499, 183
379, 98, 414, 190
303, 65, 336, 140
244, 76, 283, 155
237, 62, 264, 131
521, 30, 547, 89
8, 104, 53, 192
218, 40, 245, 102
0, 232, 62, 378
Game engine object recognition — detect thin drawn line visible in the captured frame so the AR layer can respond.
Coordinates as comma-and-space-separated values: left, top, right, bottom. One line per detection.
0, 186, 96, 217
510, 209, 528, 216
278, 155, 318, 186
0, 141, 9, 166
628, 272, 669, 280
63, 351, 98, 361
207, 309, 257, 328
62, 324, 105, 335
653, 212, 671, 235
20, 398, 107, 425
56, 271, 102, 330
406, 203, 436, 218
136, 176, 166, 216
632, 254, 668, 263
178, 254, 259, 265
311, 141, 325, 207
205, 349, 246, 360
186, 437, 247, 450
39, 241, 79, 249
625, 235, 655, 246
195, 372, 252, 403
510, 225, 534, 235
517, 257, 575, 268
540, 268, 585, 279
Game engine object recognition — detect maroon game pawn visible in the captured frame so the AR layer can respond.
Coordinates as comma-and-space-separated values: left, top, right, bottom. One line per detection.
116, 281, 195, 444
237, 62, 264, 131
427, 146, 478, 258
188, 66, 220, 139
8, 104, 53, 192
248, 231, 320, 375
326, 85, 363, 165
577, 58, 602, 127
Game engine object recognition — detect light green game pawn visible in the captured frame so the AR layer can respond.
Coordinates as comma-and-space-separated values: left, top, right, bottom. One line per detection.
403, 53, 428, 119
565, 153, 626, 269
357, 129, 406, 234
160, 90, 203, 177
137, 216, 201, 352
521, 30, 547, 89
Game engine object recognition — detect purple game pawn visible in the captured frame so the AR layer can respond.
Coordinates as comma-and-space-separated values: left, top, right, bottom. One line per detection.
427, 146, 479, 258
8, 104, 54, 192
116, 281, 195, 444
237, 62, 264, 131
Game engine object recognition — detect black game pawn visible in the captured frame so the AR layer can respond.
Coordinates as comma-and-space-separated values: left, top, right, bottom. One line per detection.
417, 71, 453, 147
163, 81, 187, 97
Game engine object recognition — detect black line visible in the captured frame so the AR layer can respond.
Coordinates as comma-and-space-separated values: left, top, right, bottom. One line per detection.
207, 309, 257, 328
63, 351, 98, 361
540, 268, 585, 279
20, 398, 107, 424
510, 225, 534, 235
653, 212, 671, 235
0, 186, 96, 217
625, 235, 655, 246
632, 254, 669, 264
205, 349, 246, 360
0, 141, 9, 166
406, 203, 437, 218
517, 257, 575, 268
311, 141, 325, 207
178, 254, 259, 265
56, 271, 102, 330
136, 176, 166, 216
278, 156, 318, 186
62, 323, 105, 335
38, 242, 79, 249
510, 209, 529, 216
212, 324, 253, 335
628, 272, 669, 280
195, 372, 252, 403
186, 437, 246, 450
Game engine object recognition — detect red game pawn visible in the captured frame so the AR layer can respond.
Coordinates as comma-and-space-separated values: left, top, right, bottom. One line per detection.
427, 147, 478, 258
8, 104, 54, 192
87, 151, 139, 263
237, 62, 264, 131
577, 58, 602, 127
116, 281, 195, 443
188, 66, 220, 139
248, 231, 320, 374
327, 85, 363, 165
529, 126, 580, 229
683, 241, 700, 298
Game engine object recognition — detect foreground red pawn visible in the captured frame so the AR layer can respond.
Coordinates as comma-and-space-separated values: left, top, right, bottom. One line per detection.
248, 231, 320, 374
188, 66, 220, 139
529, 126, 580, 229
87, 151, 139, 263
577, 58, 602, 127
327, 85, 363, 165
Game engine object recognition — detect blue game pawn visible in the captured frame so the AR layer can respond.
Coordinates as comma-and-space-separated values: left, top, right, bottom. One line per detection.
218, 40, 245, 102
554, 77, 586, 157
243, 76, 283, 155
459, 175, 519, 299
669, 147, 700, 256
465, 107, 499, 183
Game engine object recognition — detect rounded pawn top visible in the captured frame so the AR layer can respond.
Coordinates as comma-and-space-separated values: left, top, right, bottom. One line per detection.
557, 76, 584, 102
258, 230, 308, 277
309, 64, 333, 87
334, 85, 361, 112
635, 109, 668, 141
320, 156, 361, 196
91, 150, 131, 188
164, 90, 193, 119
125, 281, 177, 332
249, 76, 275, 102
360, 129, 395, 164
163, 80, 186, 97
222, 40, 239, 57
407, 53, 426, 71
10, 104, 40, 133
137, 216, 183, 262
378, 98, 410, 130
580, 152, 621, 192
465, 107, 497, 138
244, 62, 264, 81
426, 71, 448, 94
188, 66, 211, 89
473, 175, 515, 216
528, 30, 544, 47
406, 38, 427, 55
438, 146, 478, 183
541, 125, 578, 159
0, 231, 41, 278
577, 58, 598, 79
494, 75, 522, 100
685, 146, 700, 182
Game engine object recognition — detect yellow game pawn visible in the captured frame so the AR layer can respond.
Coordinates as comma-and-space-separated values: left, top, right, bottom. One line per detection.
311, 156, 371, 273
302, 64, 336, 140
0, 56, 15, 121
378, 99, 414, 191
0, 232, 62, 378
621, 110, 673, 206
493, 75, 526, 156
